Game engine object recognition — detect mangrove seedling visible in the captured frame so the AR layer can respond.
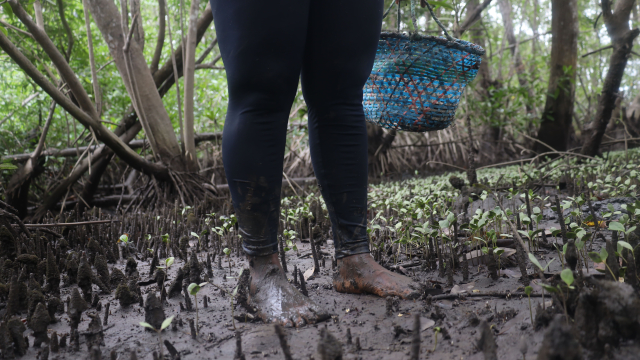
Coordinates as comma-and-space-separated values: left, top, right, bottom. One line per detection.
118, 233, 132, 250
524, 286, 533, 325
187, 282, 208, 336
140, 315, 174, 359
494, 248, 505, 276
433, 326, 441, 352
528, 253, 555, 309
156, 257, 175, 290
540, 268, 574, 325
588, 248, 617, 279
223, 247, 232, 274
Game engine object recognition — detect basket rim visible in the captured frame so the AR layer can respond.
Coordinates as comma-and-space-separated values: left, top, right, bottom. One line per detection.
379, 31, 485, 57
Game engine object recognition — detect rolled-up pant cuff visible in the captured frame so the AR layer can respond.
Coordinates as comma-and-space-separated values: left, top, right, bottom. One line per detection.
334, 242, 370, 259
242, 242, 279, 257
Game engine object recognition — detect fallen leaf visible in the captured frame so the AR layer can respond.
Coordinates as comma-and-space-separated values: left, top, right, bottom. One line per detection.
303, 268, 315, 281
421, 318, 436, 332
450, 282, 475, 295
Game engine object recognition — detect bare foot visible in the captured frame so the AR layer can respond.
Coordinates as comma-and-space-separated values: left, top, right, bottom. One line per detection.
333, 253, 420, 299
248, 254, 330, 327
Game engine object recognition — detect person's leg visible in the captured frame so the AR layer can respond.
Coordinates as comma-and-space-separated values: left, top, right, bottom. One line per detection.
211, 0, 329, 326
301, 0, 419, 299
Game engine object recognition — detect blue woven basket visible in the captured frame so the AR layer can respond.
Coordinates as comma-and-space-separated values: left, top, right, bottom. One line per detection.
363, 32, 485, 132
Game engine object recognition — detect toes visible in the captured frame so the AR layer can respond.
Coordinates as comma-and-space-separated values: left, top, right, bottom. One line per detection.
282, 318, 295, 328
303, 309, 331, 324
403, 289, 421, 300
293, 316, 307, 328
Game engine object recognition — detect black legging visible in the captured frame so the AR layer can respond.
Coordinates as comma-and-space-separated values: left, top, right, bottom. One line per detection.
210, 0, 384, 259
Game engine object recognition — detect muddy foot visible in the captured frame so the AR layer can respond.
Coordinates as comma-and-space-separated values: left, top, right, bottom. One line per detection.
248, 254, 330, 327
333, 253, 420, 299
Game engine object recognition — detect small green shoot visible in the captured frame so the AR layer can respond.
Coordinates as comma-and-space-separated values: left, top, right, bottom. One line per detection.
433, 326, 441, 352
223, 247, 232, 274
187, 282, 208, 337
524, 285, 533, 325
118, 234, 129, 244
588, 248, 617, 279
140, 315, 174, 359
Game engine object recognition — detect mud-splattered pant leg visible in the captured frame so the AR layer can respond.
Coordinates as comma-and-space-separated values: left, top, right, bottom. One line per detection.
301, 1, 384, 258
210, 0, 383, 258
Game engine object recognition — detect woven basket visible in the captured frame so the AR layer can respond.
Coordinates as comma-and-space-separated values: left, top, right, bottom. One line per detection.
363, 32, 485, 132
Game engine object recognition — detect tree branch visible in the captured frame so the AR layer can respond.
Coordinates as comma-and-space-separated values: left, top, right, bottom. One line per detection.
4, 133, 223, 162
150, 0, 166, 74
82, 0, 102, 116
33, 0, 44, 29
32, 101, 56, 160
129, 0, 145, 50
8, 0, 99, 121
0, 19, 33, 39
196, 37, 218, 64
165, 0, 185, 154
182, 0, 200, 171
153, 3, 212, 87
457, 0, 492, 37
55, 0, 74, 61
0, 28, 168, 178
86, 0, 183, 164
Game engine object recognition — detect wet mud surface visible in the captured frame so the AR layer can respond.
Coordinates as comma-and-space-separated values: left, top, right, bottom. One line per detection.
1, 196, 640, 359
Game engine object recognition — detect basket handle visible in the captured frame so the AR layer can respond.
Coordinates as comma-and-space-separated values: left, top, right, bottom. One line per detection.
382, 0, 455, 42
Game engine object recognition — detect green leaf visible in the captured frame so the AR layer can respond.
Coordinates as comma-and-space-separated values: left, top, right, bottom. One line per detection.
161, 316, 174, 330
528, 253, 543, 271
190, 231, 199, 238
0, 163, 18, 170
609, 222, 625, 232
2, 3, 14, 19
232, 285, 238, 297
0, 23, 6, 37
139, 322, 155, 330
188, 283, 200, 295
618, 241, 633, 252
560, 268, 574, 287
165, 257, 174, 268
540, 284, 558, 293
119, 234, 129, 243
223, 248, 231, 256
524, 286, 533, 296
588, 252, 603, 263
600, 248, 609, 262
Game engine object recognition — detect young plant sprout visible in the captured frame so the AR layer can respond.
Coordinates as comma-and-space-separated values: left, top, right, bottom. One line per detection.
191, 231, 200, 247
540, 268, 574, 325
588, 248, 616, 279
223, 247, 232, 274
432, 326, 441, 352
528, 253, 555, 310
140, 315, 174, 359
157, 257, 175, 291
187, 282, 208, 336
524, 286, 533, 325
494, 248, 504, 276
118, 233, 129, 246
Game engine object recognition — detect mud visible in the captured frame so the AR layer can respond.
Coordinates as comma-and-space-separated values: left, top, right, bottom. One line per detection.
0, 198, 639, 359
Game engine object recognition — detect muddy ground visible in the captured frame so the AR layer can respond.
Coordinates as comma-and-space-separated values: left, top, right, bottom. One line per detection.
3, 194, 640, 360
